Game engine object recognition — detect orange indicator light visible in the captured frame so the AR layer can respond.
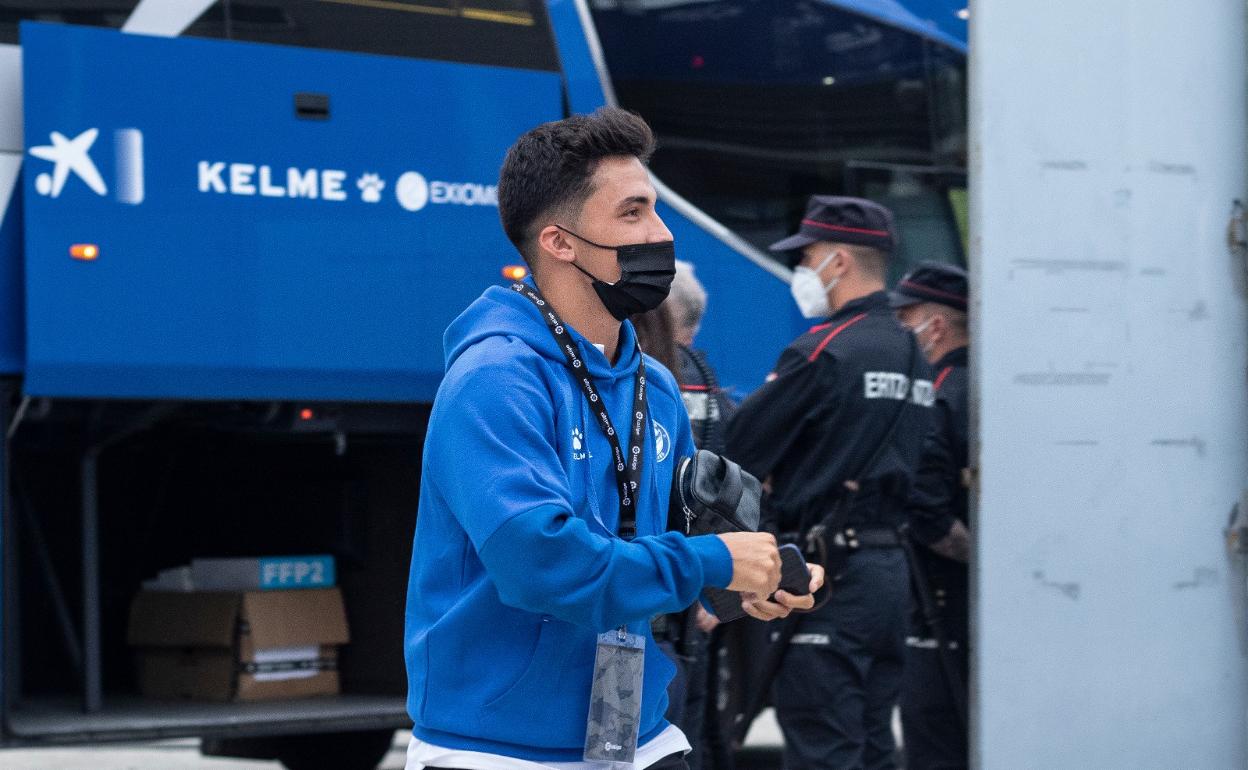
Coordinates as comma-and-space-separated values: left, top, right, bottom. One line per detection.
502, 265, 528, 281
300, 408, 315, 421
70, 244, 99, 261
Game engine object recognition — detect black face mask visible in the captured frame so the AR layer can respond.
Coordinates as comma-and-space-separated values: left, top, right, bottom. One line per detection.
556, 226, 677, 321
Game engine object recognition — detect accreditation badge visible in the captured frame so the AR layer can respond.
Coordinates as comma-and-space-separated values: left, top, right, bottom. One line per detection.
583, 628, 645, 764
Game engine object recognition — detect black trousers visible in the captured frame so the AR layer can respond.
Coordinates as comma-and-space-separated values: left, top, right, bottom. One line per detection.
658, 625, 710, 770
900, 640, 968, 770
652, 751, 693, 769
773, 548, 909, 770
428, 752, 688, 769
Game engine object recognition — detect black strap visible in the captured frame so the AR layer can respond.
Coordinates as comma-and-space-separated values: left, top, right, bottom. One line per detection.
802, 330, 920, 593
711, 455, 743, 513
848, 332, 922, 498
679, 344, 720, 449
511, 282, 648, 540
808, 329, 922, 536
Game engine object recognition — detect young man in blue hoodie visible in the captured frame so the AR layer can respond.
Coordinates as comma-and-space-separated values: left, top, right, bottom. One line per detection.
404, 108, 823, 770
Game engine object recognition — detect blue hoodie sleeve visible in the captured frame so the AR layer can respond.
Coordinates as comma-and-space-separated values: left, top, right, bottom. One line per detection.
427, 340, 733, 631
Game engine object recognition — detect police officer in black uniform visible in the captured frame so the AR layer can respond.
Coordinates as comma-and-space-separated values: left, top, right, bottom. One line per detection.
890, 263, 972, 770
724, 196, 935, 770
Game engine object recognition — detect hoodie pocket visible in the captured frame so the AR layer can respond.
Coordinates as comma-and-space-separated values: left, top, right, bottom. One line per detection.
480, 616, 597, 748
483, 615, 554, 708
420, 600, 556, 735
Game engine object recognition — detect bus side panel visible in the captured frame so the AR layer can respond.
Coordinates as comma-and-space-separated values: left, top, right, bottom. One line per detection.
20, 22, 562, 402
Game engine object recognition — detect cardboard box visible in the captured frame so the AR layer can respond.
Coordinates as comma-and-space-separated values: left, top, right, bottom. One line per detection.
191, 555, 336, 591
127, 588, 350, 701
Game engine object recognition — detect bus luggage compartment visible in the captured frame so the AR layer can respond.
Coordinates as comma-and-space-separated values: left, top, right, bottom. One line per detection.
3, 398, 424, 767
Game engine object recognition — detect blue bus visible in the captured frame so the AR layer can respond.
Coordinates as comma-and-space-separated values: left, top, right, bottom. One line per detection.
0, 1, 965, 767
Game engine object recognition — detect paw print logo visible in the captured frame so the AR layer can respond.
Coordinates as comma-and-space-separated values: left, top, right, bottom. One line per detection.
572, 428, 584, 452
356, 173, 386, 203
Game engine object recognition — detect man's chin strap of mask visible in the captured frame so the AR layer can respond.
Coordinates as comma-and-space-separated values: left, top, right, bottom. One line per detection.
790, 251, 841, 320
555, 225, 677, 321
912, 315, 937, 356
811, 252, 839, 294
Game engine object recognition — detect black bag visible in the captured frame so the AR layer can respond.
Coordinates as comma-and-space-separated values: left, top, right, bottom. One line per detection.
669, 449, 763, 622
669, 449, 762, 536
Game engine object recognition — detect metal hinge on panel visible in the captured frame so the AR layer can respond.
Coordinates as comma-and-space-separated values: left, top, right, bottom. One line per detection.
1226, 489, 1248, 555
1227, 199, 1247, 257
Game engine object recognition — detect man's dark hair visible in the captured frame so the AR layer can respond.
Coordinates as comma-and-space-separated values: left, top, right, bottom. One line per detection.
498, 108, 656, 271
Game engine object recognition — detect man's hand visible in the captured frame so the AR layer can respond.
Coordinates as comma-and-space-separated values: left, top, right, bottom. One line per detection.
694, 604, 720, 634
928, 520, 972, 563
741, 564, 826, 621
719, 531, 782, 597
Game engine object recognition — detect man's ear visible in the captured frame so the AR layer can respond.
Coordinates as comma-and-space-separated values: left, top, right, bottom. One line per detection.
831, 247, 848, 277
537, 225, 577, 265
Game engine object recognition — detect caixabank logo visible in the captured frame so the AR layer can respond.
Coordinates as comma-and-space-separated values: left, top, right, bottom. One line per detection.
27, 127, 145, 205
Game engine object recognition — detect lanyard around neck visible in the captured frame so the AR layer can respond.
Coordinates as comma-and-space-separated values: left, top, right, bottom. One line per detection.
512, 282, 648, 540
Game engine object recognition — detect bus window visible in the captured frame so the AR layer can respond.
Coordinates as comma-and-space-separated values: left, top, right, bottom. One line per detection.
590, 1, 968, 270
845, 162, 967, 280
947, 186, 969, 255
927, 41, 969, 168
0, 1, 559, 71
0, 1, 142, 43
182, 0, 559, 70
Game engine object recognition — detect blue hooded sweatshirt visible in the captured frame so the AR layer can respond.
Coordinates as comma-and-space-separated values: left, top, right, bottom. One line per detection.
405, 282, 734, 760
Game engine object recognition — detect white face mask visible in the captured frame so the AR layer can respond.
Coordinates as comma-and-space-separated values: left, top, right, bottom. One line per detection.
789, 253, 839, 319
911, 316, 937, 355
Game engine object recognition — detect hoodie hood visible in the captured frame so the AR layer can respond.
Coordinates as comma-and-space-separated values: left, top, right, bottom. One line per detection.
444, 282, 641, 382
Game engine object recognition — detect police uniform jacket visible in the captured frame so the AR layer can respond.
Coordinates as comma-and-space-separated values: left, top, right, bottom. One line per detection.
724, 291, 935, 536
906, 345, 969, 639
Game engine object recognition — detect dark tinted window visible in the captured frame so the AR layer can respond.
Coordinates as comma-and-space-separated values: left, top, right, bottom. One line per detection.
591, 0, 968, 267
0, 1, 560, 71
845, 163, 966, 281
0, 1, 141, 43
185, 0, 560, 70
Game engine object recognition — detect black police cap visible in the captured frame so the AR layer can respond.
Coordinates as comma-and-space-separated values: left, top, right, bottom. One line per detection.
889, 261, 968, 311
769, 195, 897, 264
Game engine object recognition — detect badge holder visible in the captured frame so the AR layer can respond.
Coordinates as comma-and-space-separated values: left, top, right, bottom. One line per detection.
584, 627, 645, 764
